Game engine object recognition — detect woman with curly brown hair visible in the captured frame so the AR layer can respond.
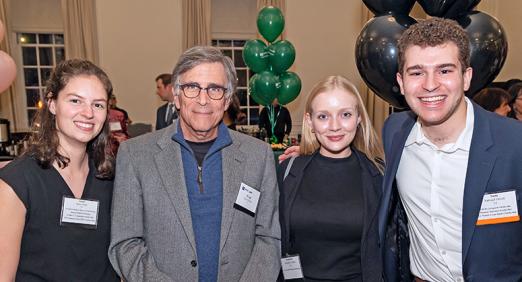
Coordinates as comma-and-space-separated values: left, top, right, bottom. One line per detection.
0, 59, 119, 281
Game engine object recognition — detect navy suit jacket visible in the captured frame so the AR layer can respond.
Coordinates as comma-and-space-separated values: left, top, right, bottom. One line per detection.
155, 103, 177, 130
378, 102, 522, 281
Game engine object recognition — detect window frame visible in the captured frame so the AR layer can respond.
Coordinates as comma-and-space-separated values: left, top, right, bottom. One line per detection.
11, 31, 65, 130
212, 39, 261, 126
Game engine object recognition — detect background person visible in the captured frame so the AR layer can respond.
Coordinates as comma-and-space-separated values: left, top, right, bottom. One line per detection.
0, 59, 119, 281
109, 46, 280, 281
108, 93, 131, 124
472, 87, 511, 116
508, 82, 522, 120
155, 73, 178, 130
223, 94, 245, 130
108, 107, 130, 155
278, 75, 384, 281
259, 98, 292, 143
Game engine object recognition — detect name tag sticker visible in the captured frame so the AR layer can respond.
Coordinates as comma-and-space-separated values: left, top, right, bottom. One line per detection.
233, 182, 260, 216
477, 190, 519, 226
109, 121, 122, 131
281, 255, 304, 280
60, 196, 99, 229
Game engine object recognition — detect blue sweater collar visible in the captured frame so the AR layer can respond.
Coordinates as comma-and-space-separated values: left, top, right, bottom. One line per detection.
172, 122, 233, 155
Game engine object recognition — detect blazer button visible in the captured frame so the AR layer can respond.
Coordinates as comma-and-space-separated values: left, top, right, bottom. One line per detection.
190, 260, 197, 267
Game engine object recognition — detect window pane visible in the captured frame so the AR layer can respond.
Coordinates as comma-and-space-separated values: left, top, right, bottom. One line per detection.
233, 40, 245, 47
27, 110, 38, 125
249, 93, 259, 106
22, 47, 37, 65
54, 34, 64, 44
40, 68, 52, 85
249, 108, 259, 125
234, 50, 245, 67
222, 49, 232, 59
25, 88, 40, 107
39, 47, 53, 65
24, 68, 39, 86
237, 89, 247, 106
19, 33, 36, 44
55, 47, 65, 63
38, 34, 52, 44
219, 40, 232, 47
211, 40, 218, 46
237, 69, 247, 87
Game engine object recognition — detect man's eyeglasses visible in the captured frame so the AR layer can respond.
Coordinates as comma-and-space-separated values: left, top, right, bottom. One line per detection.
178, 83, 227, 100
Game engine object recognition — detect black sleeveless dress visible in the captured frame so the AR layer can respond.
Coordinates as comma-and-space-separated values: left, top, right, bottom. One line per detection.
0, 155, 119, 281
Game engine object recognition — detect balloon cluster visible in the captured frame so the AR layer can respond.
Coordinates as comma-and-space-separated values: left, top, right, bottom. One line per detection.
356, 0, 507, 108
0, 20, 17, 94
243, 6, 302, 106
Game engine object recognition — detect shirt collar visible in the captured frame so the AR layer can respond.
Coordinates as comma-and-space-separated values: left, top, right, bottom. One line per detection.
172, 121, 232, 154
405, 97, 474, 152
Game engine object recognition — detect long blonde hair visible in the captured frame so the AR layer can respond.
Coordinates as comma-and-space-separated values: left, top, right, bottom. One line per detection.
299, 75, 384, 173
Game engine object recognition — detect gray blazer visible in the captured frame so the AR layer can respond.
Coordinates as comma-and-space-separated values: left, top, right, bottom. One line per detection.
108, 122, 281, 281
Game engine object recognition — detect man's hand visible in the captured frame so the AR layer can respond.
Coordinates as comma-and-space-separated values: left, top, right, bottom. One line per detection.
278, 146, 300, 163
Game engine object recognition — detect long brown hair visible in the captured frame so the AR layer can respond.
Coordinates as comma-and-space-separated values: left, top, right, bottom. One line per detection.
299, 75, 384, 173
25, 59, 115, 179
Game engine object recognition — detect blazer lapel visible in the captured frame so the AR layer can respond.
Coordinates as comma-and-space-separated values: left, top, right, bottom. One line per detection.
154, 124, 197, 251
378, 115, 415, 239
281, 154, 314, 254
462, 104, 495, 263
355, 150, 381, 248
220, 137, 246, 252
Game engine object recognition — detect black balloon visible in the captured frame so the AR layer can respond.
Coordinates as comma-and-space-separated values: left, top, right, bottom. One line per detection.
417, 0, 481, 18
355, 14, 417, 108
456, 11, 508, 97
443, 0, 481, 19
362, 0, 416, 16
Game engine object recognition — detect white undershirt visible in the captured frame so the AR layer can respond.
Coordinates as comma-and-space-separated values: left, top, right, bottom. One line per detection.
396, 98, 474, 282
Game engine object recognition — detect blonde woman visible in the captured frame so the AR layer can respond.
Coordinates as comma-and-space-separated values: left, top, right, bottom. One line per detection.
278, 75, 383, 281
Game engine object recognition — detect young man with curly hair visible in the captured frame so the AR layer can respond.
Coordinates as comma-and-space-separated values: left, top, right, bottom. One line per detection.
379, 17, 522, 282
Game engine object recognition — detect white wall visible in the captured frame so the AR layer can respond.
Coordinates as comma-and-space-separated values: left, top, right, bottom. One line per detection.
95, 0, 183, 125
211, 0, 257, 40
284, 0, 365, 132
10, 0, 62, 32
4, 0, 522, 131
478, 0, 522, 80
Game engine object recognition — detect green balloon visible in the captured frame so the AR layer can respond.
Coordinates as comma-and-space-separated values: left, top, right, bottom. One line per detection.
250, 71, 278, 105
277, 72, 301, 105
249, 74, 262, 105
249, 74, 268, 105
243, 39, 269, 73
268, 40, 296, 74
257, 6, 285, 43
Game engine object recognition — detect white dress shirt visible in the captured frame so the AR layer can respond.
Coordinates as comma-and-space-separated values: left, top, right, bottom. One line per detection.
396, 98, 474, 282
165, 102, 176, 123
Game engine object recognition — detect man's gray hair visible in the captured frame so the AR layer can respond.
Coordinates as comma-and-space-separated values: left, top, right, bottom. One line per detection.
172, 46, 238, 100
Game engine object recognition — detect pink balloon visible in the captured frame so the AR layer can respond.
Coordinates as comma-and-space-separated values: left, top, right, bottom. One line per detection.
0, 20, 4, 43
0, 51, 16, 93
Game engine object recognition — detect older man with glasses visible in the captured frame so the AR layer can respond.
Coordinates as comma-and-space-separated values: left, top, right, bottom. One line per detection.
109, 46, 281, 282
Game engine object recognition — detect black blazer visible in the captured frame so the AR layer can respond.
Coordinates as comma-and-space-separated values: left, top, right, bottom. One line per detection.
277, 149, 383, 281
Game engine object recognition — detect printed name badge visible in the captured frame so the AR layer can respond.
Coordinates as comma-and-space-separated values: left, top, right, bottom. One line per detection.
477, 190, 519, 226
281, 255, 304, 280
60, 196, 100, 229
234, 182, 260, 216
109, 121, 122, 132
